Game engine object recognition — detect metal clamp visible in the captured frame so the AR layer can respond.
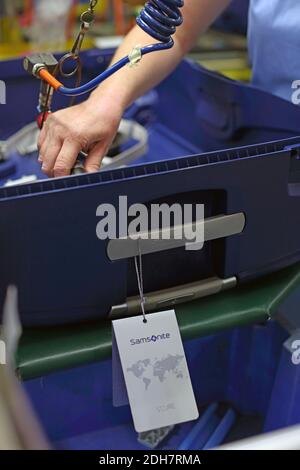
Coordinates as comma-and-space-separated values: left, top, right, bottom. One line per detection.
109, 276, 237, 318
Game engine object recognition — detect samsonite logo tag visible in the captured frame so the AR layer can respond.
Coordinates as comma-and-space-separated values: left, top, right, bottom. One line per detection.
130, 332, 171, 346
113, 310, 199, 433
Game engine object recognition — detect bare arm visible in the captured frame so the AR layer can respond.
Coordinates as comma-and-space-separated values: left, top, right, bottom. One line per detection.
91, 0, 231, 109
39, 0, 231, 177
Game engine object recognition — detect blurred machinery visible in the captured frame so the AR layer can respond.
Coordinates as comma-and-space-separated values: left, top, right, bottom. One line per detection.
0, 0, 250, 81
0, 0, 102, 57
0, 1, 22, 45
0, 1, 251, 83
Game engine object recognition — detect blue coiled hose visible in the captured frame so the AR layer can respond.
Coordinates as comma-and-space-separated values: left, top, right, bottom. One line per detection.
137, 0, 183, 47
58, 0, 184, 97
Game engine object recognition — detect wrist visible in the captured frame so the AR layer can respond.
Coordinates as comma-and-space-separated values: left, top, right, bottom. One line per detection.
88, 77, 133, 114
83, 88, 125, 124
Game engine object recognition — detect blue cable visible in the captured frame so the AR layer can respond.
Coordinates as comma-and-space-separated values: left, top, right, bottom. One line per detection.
203, 408, 236, 450
136, 0, 183, 44
178, 403, 218, 451
58, 0, 184, 97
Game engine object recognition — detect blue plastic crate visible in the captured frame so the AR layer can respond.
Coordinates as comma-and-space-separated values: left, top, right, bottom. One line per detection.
23, 320, 300, 450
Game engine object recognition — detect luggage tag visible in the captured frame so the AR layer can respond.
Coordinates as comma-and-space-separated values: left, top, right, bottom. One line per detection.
112, 244, 199, 433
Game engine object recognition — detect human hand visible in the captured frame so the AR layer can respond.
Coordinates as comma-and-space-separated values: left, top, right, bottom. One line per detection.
38, 96, 123, 177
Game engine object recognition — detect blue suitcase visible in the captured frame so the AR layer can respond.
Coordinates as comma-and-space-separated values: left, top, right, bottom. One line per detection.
1, 53, 300, 326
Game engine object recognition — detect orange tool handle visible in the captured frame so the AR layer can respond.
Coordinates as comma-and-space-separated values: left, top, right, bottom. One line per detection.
39, 69, 63, 91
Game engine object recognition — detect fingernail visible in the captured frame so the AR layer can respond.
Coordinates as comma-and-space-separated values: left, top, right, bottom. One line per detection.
42, 164, 47, 171
38, 156, 43, 163
86, 165, 100, 173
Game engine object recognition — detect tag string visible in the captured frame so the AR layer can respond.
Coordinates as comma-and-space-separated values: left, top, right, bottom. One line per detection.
134, 241, 147, 323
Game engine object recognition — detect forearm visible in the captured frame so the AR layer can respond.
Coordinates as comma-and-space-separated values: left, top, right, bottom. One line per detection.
89, 25, 185, 111
89, 0, 231, 111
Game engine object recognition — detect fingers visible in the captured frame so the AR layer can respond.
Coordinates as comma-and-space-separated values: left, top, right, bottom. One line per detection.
40, 138, 108, 176
36, 103, 121, 177
84, 140, 109, 173
53, 138, 82, 177
37, 125, 47, 152
40, 137, 63, 177
37, 115, 83, 177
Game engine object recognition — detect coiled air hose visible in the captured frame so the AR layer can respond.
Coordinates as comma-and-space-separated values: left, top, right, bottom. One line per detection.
39, 0, 184, 97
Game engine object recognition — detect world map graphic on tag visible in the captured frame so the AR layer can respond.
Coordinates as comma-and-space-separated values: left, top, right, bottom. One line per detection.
127, 354, 185, 390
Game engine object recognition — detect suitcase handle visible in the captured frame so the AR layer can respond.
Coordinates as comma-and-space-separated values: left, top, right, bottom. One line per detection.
107, 213, 245, 261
